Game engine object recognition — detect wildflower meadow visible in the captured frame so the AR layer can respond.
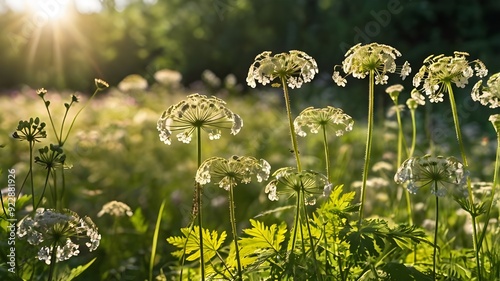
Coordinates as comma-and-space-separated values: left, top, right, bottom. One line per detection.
1, 41, 499, 281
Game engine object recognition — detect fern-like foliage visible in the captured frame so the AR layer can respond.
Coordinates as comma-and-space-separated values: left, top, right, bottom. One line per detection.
235, 219, 287, 269
167, 226, 227, 263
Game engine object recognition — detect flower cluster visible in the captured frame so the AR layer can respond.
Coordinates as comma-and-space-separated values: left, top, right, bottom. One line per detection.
265, 167, 331, 205
157, 93, 243, 145
472, 72, 500, 108
35, 144, 66, 170
332, 43, 411, 86
17, 208, 101, 264
97, 200, 134, 217
294, 106, 354, 137
12, 117, 47, 143
413, 52, 488, 103
246, 50, 318, 89
196, 155, 271, 191
394, 155, 468, 197
95, 78, 109, 90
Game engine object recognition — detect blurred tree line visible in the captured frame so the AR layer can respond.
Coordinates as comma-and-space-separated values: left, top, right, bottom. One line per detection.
0, 0, 499, 93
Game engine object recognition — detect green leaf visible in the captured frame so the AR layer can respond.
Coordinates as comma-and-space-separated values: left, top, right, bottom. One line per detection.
56, 258, 96, 281
167, 226, 227, 263
235, 219, 287, 268
382, 262, 432, 281
130, 207, 148, 234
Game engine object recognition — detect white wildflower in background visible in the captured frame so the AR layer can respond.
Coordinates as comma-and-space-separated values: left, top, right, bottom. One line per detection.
118, 74, 148, 92
412, 51, 487, 103
17, 208, 101, 265
246, 50, 318, 89
472, 72, 500, 108
394, 155, 468, 197
332, 43, 411, 87
265, 167, 331, 205
196, 155, 271, 191
97, 200, 133, 217
154, 69, 182, 85
294, 106, 354, 137
157, 93, 243, 145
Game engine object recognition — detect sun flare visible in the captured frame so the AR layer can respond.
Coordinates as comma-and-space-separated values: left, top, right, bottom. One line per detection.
24, 0, 73, 23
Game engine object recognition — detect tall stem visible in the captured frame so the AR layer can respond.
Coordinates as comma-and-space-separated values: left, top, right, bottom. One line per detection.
478, 131, 500, 247
394, 98, 413, 225
359, 70, 375, 223
196, 127, 205, 280
29, 142, 35, 210
47, 242, 58, 281
228, 185, 243, 280
433, 184, 439, 281
281, 78, 303, 257
281, 78, 302, 172
322, 127, 331, 182
446, 83, 481, 280
409, 109, 417, 158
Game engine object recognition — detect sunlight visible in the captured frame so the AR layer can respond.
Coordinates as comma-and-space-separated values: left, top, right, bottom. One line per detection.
24, 0, 72, 22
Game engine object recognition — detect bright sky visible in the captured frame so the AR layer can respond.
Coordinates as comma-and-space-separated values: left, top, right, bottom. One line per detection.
1, 0, 138, 14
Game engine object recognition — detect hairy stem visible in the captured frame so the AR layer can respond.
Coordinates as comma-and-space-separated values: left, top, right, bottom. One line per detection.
359, 70, 375, 223
322, 127, 331, 183
228, 185, 243, 280
196, 127, 205, 280
281, 78, 302, 172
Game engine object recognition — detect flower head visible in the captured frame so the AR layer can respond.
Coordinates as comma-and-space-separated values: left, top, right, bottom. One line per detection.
12, 117, 47, 143
407, 88, 426, 109
332, 43, 410, 87
97, 200, 133, 217
95, 78, 109, 90
490, 114, 500, 134
157, 93, 243, 145
394, 155, 468, 197
196, 155, 271, 191
265, 167, 330, 205
17, 208, 100, 264
35, 144, 66, 170
246, 50, 318, 89
294, 106, 354, 137
472, 72, 500, 108
413, 51, 487, 103
385, 84, 404, 102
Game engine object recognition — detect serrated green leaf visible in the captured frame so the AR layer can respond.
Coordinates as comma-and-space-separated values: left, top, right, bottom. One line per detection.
167, 226, 226, 263
235, 219, 287, 268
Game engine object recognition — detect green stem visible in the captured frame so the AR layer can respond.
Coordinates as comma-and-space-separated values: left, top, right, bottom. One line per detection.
61, 88, 100, 145
47, 242, 58, 281
359, 70, 375, 223
409, 109, 417, 158
29, 142, 35, 210
302, 191, 321, 280
478, 132, 500, 248
289, 192, 301, 254
281, 78, 302, 172
228, 185, 243, 280
446, 83, 481, 281
394, 98, 413, 225
433, 185, 439, 281
196, 127, 205, 280
322, 127, 331, 183
149, 200, 166, 281
42, 97, 61, 145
